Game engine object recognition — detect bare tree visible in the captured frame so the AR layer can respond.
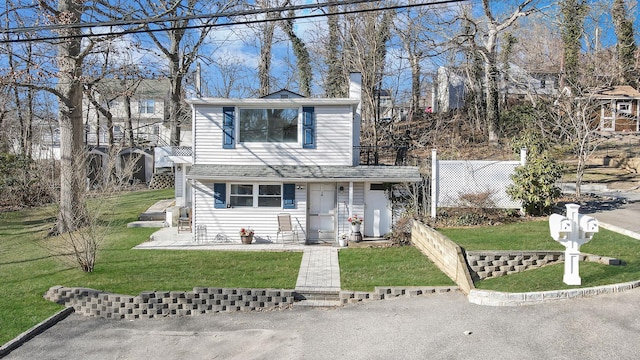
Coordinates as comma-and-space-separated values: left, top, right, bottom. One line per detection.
49, 0, 90, 233
393, 1, 441, 117
135, 0, 237, 145
552, 91, 605, 197
343, 4, 394, 162
210, 55, 252, 97
457, 0, 538, 143
51, 146, 141, 272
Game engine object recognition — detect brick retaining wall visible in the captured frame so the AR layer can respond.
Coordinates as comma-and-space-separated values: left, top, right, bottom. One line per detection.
44, 286, 294, 319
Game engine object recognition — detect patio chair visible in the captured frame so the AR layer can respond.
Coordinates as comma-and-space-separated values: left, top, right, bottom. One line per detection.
178, 207, 192, 233
276, 213, 299, 245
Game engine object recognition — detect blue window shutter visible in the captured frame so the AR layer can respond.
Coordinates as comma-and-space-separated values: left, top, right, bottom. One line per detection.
214, 183, 226, 209
283, 183, 295, 209
222, 107, 235, 149
302, 106, 315, 149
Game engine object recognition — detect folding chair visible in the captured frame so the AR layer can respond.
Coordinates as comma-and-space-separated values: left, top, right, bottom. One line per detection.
178, 207, 192, 233
276, 213, 299, 245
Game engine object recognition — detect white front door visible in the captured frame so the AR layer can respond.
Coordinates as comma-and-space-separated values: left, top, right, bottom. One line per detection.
365, 184, 391, 237
308, 183, 336, 242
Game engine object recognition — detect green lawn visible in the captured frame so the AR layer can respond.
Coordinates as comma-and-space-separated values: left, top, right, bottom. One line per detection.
440, 220, 640, 292
0, 189, 302, 345
339, 247, 455, 292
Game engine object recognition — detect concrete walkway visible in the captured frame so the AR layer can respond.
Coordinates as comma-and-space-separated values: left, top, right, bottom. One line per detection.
294, 247, 341, 292
136, 227, 342, 291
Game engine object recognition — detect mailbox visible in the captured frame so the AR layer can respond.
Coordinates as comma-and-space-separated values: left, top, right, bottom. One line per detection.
549, 213, 572, 241
578, 214, 599, 240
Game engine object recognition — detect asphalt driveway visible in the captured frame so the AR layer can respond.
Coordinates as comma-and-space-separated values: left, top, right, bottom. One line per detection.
5, 289, 640, 360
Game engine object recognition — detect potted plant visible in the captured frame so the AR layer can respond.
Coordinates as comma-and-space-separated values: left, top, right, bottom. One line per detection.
348, 215, 363, 233
338, 233, 349, 247
239, 228, 254, 244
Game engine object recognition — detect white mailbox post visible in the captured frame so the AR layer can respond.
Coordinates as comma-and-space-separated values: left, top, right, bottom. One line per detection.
549, 204, 599, 285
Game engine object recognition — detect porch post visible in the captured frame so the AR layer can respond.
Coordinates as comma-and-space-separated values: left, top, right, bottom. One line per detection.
348, 181, 354, 218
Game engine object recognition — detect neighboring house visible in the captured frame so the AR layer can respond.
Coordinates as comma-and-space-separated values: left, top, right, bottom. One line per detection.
185, 73, 422, 243
435, 67, 466, 112
594, 86, 640, 132
434, 65, 559, 112
83, 79, 192, 147
500, 65, 559, 100
374, 89, 394, 121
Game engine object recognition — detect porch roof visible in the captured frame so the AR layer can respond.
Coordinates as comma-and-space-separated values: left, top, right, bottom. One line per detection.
594, 85, 640, 99
187, 164, 422, 183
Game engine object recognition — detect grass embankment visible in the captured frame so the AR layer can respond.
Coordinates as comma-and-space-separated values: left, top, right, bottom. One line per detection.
339, 247, 456, 292
0, 189, 301, 345
440, 220, 640, 292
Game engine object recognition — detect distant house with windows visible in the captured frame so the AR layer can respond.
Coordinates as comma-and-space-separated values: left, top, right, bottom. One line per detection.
184, 73, 421, 244
83, 79, 192, 147
434, 65, 560, 112
594, 85, 640, 132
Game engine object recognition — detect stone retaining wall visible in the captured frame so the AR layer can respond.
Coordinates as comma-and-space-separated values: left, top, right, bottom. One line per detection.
466, 251, 564, 281
465, 251, 622, 281
44, 286, 294, 319
410, 221, 475, 294
340, 286, 459, 304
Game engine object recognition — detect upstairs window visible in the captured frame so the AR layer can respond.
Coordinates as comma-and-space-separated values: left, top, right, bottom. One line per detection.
239, 108, 298, 143
139, 99, 155, 114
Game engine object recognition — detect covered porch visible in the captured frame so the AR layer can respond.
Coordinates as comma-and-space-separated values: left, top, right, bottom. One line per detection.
187, 164, 422, 244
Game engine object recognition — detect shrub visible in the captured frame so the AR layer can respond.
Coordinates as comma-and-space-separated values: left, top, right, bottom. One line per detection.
507, 131, 563, 216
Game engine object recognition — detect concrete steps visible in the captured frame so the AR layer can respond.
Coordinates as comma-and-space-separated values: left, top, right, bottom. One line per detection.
127, 221, 166, 228
138, 212, 166, 221
294, 290, 341, 308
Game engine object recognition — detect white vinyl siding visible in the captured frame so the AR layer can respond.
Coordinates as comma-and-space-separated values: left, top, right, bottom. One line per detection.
336, 182, 365, 237
193, 105, 353, 166
193, 180, 307, 243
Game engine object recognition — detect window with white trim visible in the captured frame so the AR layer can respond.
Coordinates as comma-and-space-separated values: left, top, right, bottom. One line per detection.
229, 183, 283, 208
258, 185, 282, 207
139, 99, 155, 114
230, 184, 253, 207
617, 101, 631, 114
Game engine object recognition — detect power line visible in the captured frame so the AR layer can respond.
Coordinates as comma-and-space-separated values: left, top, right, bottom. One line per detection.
0, 0, 468, 44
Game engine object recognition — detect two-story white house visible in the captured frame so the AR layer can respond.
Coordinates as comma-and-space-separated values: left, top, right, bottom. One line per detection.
185, 73, 421, 244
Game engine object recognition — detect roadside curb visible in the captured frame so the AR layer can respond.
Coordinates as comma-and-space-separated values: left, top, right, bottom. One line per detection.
467, 280, 640, 306
597, 221, 640, 240
0, 307, 74, 358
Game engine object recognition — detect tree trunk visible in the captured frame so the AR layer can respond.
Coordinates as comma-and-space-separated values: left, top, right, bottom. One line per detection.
485, 59, 500, 143
325, 2, 344, 97
259, 19, 276, 97
56, 0, 87, 234
125, 95, 134, 147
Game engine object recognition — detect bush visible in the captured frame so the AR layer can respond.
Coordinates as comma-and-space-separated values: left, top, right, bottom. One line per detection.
507, 131, 563, 216
0, 153, 55, 209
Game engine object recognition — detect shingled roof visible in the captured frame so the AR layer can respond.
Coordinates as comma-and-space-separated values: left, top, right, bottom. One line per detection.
187, 164, 422, 183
